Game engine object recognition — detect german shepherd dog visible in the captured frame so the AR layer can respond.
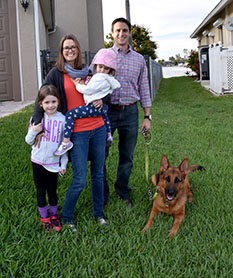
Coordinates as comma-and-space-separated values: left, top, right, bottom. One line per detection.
143, 154, 204, 237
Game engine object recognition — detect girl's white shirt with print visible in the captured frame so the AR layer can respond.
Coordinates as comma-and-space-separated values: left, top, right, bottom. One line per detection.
25, 111, 68, 172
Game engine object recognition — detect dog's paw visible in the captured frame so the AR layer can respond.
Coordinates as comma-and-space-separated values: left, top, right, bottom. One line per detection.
198, 165, 205, 171
142, 226, 149, 233
188, 197, 193, 203
168, 230, 177, 238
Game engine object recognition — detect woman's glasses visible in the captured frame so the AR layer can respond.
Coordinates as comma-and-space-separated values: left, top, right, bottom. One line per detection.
63, 46, 77, 52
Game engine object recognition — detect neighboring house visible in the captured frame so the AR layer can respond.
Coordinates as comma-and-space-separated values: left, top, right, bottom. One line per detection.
0, 0, 104, 102
190, 0, 233, 95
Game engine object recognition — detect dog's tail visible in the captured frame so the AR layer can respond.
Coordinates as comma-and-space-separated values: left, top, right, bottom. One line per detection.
189, 165, 205, 173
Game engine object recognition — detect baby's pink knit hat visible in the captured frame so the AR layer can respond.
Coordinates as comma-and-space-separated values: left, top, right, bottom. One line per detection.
93, 48, 117, 71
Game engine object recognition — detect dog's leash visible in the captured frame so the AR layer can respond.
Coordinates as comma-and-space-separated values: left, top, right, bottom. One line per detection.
142, 128, 153, 201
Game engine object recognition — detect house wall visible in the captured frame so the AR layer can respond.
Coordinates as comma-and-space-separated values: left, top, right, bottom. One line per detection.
87, 0, 105, 52
8, 0, 104, 102
196, 2, 233, 47
17, 2, 38, 101
38, 4, 48, 50
192, 0, 233, 93
48, 0, 104, 53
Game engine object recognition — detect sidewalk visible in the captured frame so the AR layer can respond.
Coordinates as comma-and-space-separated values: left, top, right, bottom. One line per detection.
0, 100, 34, 119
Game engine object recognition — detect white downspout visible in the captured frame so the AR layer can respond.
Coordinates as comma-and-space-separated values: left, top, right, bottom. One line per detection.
15, 0, 24, 101
34, 0, 42, 89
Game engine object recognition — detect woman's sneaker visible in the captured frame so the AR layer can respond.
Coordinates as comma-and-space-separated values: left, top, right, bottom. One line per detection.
54, 141, 73, 156
40, 217, 52, 232
106, 134, 113, 147
65, 224, 77, 233
97, 218, 108, 226
50, 214, 61, 231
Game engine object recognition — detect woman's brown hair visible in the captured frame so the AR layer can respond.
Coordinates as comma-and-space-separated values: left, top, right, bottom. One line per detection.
55, 34, 83, 72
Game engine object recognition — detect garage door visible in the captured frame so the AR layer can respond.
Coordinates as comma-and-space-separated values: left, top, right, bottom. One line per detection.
0, 0, 13, 100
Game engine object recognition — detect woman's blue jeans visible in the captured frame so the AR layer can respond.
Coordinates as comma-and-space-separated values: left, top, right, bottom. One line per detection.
62, 125, 106, 224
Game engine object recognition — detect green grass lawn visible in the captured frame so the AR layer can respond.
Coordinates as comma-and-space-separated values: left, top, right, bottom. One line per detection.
0, 77, 232, 277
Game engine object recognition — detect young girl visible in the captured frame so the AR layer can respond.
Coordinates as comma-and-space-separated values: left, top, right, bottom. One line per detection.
54, 48, 120, 156
25, 85, 68, 232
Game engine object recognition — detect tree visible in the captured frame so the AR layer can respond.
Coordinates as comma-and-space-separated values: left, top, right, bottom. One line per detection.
183, 48, 189, 61
104, 24, 157, 59
169, 56, 177, 65
104, 34, 114, 48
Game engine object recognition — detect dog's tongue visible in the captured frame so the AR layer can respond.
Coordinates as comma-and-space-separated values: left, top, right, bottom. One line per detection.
167, 195, 173, 201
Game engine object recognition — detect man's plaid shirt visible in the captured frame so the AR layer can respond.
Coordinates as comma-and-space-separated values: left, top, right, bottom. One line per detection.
110, 44, 152, 108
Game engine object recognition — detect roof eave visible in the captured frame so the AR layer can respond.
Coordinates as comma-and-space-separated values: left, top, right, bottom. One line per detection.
190, 0, 230, 38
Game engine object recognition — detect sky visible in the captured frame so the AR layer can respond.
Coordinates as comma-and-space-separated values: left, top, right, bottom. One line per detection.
102, 0, 220, 60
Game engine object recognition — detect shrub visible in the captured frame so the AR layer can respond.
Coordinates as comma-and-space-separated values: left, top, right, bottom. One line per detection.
187, 50, 200, 79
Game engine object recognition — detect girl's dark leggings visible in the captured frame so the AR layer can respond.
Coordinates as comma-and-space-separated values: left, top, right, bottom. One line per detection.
32, 162, 58, 207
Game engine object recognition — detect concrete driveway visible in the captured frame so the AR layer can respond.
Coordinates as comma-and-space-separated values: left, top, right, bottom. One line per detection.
0, 101, 34, 119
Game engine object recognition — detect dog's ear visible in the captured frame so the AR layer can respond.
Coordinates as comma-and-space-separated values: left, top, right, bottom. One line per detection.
152, 173, 160, 185
159, 154, 170, 173
178, 158, 189, 173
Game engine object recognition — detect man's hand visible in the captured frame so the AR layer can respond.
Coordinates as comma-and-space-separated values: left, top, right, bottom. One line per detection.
140, 118, 151, 132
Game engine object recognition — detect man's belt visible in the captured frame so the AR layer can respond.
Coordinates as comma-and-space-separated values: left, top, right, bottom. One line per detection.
109, 102, 137, 111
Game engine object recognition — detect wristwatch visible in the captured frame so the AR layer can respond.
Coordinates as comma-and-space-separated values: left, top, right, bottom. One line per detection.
144, 115, 152, 121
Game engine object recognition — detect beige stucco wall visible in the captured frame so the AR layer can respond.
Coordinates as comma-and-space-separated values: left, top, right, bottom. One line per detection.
87, 0, 105, 52
16, 0, 104, 101
196, 2, 233, 47
38, 3, 48, 50
17, 1, 49, 101
17, 2, 38, 101
48, 0, 104, 53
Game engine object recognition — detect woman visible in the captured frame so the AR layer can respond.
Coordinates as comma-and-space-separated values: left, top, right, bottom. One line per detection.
32, 34, 107, 232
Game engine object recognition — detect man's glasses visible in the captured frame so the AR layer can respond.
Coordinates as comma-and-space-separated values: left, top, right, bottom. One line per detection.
63, 46, 77, 52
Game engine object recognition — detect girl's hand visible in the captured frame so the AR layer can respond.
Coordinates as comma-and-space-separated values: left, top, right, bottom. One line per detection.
32, 123, 43, 133
60, 169, 66, 176
93, 99, 103, 111
34, 132, 49, 148
73, 78, 84, 86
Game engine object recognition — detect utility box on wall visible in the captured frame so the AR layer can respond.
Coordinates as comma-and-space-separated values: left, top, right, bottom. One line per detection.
209, 45, 233, 94
200, 47, 210, 80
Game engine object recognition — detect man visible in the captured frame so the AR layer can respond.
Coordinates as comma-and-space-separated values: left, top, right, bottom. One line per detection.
104, 17, 152, 207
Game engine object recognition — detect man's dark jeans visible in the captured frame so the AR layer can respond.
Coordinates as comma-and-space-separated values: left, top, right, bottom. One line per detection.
104, 103, 138, 200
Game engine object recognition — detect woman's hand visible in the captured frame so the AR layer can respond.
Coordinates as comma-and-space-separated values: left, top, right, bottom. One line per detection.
93, 99, 103, 111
